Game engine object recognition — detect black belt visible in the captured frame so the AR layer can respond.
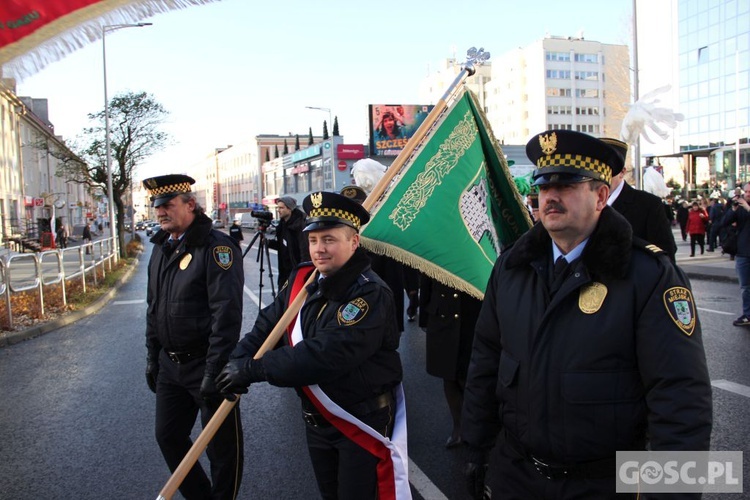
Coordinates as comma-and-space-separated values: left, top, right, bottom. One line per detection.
165, 347, 206, 364
302, 391, 394, 428
504, 431, 615, 480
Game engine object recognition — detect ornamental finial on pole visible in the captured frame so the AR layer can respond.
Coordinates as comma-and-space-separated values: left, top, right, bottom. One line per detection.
464, 47, 491, 76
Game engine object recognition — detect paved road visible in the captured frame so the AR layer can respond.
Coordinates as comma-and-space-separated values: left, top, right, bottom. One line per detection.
0, 233, 749, 498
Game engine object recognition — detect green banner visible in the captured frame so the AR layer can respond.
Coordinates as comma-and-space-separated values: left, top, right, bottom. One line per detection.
361, 90, 532, 299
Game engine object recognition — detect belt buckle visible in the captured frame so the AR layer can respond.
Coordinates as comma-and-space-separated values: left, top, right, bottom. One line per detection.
532, 456, 568, 480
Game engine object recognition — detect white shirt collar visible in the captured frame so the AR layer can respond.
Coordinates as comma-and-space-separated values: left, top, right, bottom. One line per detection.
552, 238, 589, 263
607, 181, 625, 205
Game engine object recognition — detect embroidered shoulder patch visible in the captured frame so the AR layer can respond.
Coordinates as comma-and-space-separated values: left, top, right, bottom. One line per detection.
663, 286, 696, 336
213, 246, 233, 270
337, 297, 369, 326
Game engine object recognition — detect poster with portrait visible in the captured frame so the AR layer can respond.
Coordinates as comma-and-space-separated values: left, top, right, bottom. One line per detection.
369, 104, 435, 156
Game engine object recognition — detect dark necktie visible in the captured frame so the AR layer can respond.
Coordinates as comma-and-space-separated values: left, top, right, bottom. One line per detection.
554, 256, 569, 279
163, 239, 178, 254
550, 256, 570, 295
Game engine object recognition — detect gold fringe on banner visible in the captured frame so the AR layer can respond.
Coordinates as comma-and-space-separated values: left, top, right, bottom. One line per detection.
1, 0, 222, 81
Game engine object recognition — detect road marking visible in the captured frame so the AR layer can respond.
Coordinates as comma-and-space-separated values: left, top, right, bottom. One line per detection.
244, 286, 264, 309
712, 380, 750, 398
697, 307, 734, 316
112, 299, 145, 305
409, 459, 449, 500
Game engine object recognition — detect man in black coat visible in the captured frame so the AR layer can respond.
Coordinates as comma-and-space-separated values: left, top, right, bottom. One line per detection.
268, 196, 310, 288
144, 174, 244, 499
601, 138, 677, 262
462, 131, 712, 499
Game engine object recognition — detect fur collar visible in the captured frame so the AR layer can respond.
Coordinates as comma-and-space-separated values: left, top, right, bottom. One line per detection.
151, 213, 213, 247
505, 206, 633, 281
318, 247, 372, 301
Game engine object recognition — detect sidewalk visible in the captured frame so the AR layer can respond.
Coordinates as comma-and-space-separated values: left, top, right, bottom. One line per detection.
673, 227, 738, 284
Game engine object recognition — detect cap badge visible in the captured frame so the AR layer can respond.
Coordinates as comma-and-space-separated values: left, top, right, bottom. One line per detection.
579, 282, 607, 314
146, 178, 158, 189
539, 132, 558, 155
311, 192, 323, 208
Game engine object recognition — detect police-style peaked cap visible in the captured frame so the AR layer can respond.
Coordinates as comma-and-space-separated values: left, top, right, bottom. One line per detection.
599, 137, 629, 165
339, 185, 368, 205
303, 191, 370, 232
527, 130, 624, 186
142, 174, 195, 207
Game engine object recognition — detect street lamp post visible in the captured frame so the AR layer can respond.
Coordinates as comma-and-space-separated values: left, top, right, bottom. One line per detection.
305, 106, 333, 189
305, 106, 332, 138
103, 22, 151, 258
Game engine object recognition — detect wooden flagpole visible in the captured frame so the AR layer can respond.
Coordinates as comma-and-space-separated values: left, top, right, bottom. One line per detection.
363, 51, 488, 212
155, 269, 318, 500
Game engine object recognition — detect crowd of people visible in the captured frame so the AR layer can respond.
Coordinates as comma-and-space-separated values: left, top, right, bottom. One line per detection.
141, 129, 720, 499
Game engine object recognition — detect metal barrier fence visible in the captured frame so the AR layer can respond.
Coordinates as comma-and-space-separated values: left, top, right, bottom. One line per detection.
0, 237, 118, 329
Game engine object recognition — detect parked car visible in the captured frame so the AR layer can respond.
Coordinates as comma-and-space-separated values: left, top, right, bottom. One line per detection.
212, 219, 225, 228
145, 222, 161, 237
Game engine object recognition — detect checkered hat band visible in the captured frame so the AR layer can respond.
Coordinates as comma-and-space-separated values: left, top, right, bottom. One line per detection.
536, 154, 612, 183
148, 182, 192, 197
308, 207, 360, 229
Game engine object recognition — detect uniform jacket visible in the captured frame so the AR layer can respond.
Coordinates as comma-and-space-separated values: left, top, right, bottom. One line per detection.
268, 208, 310, 285
419, 278, 482, 381
462, 207, 712, 463
230, 248, 402, 410
612, 182, 677, 260
146, 213, 244, 377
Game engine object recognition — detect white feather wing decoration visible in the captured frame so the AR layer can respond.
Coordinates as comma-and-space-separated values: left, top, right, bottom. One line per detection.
642, 166, 671, 198
621, 85, 684, 145
351, 158, 387, 194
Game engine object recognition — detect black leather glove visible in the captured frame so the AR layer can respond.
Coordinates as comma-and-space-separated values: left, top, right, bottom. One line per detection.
145, 358, 159, 394
199, 373, 222, 403
465, 462, 491, 499
215, 358, 266, 399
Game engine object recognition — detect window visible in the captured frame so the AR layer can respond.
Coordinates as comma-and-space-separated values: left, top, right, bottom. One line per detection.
546, 87, 572, 97
574, 53, 599, 63
575, 88, 599, 98
546, 69, 571, 79
698, 45, 708, 64
574, 71, 599, 81
546, 51, 571, 61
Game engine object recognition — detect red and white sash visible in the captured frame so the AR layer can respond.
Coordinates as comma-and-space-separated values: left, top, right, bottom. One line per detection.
287, 268, 411, 499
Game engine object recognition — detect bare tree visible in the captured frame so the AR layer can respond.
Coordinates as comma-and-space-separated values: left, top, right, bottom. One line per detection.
57, 91, 169, 257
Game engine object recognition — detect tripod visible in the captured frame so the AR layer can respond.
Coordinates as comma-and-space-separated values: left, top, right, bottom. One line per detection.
242, 222, 276, 300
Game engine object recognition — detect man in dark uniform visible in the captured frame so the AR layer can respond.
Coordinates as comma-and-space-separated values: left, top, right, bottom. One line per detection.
228, 219, 243, 243
216, 191, 408, 499
601, 137, 677, 262
462, 130, 712, 499
143, 174, 244, 500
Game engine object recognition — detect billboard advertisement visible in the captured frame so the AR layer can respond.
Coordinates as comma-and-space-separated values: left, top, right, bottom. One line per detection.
369, 104, 434, 156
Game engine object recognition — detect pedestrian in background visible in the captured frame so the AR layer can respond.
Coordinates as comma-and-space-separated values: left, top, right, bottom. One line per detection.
419, 277, 481, 449
268, 195, 309, 288
143, 174, 244, 500
462, 130, 712, 499
56, 224, 67, 249
82, 221, 92, 254
216, 191, 408, 499
228, 219, 243, 243
707, 194, 724, 252
687, 200, 709, 256
723, 183, 750, 327
676, 199, 689, 241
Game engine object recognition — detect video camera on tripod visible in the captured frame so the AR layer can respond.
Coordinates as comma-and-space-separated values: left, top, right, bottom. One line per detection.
251, 210, 274, 230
